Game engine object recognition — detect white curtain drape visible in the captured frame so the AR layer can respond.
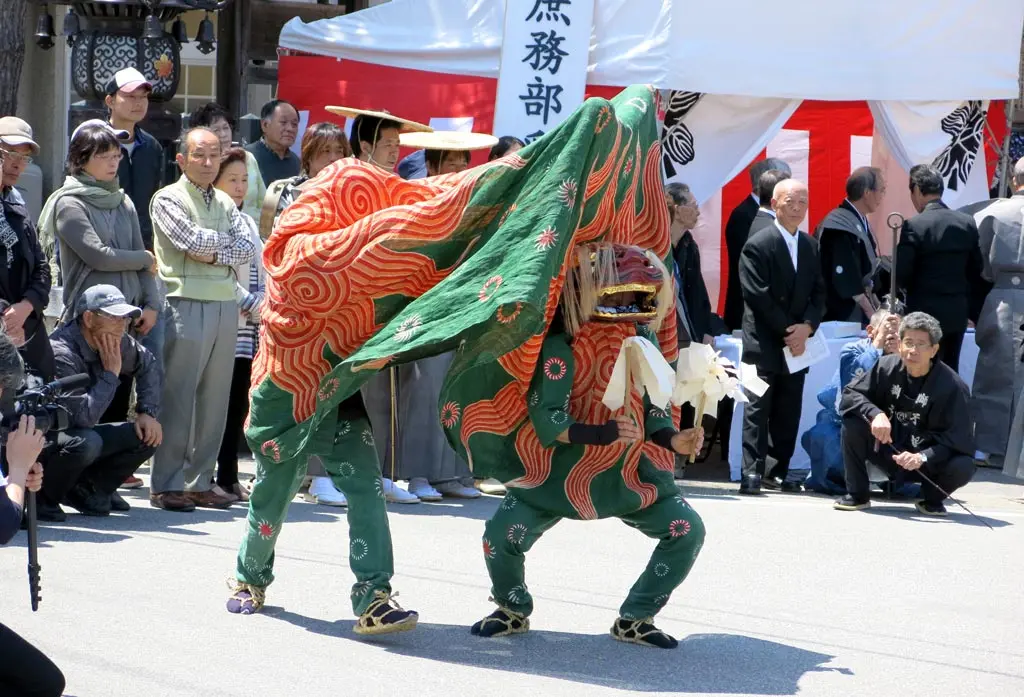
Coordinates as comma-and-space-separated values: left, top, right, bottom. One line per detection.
660, 92, 801, 205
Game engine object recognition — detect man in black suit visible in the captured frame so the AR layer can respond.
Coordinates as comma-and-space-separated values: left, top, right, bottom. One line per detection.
738, 179, 826, 494
750, 169, 791, 237
817, 167, 885, 323
723, 158, 792, 331
895, 164, 984, 372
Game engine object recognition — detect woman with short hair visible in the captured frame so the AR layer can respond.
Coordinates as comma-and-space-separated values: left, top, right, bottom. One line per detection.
213, 148, 266, 503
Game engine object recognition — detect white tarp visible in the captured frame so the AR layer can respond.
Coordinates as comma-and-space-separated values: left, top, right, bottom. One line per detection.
279, 0, 1024, 100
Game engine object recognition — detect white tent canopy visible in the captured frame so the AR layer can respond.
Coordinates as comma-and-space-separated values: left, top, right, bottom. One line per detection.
280, 0, 1024, 101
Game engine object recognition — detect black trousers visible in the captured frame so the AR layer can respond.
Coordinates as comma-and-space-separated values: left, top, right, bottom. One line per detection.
841, 416, 976, 503
40, 423, 157, 507
0, 623, 65, 697
741, 366, 806, 480
217, 357, 252, 488
938, 329, 965, 374
100, 375, 135, 424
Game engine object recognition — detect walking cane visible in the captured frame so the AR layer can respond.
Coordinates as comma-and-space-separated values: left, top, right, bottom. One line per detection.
863, 416, 993, 530
388, 366, 398, 482
883, 213, 906, 314
26, 490, 41, 611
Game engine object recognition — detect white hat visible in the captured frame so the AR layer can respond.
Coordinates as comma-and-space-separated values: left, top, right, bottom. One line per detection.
71, 119, 131, 144
105, 67, 152, 95
0, 117, 40, 156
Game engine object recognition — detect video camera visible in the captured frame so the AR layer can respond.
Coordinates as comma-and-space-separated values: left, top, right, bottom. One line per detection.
0, 373, 90, 436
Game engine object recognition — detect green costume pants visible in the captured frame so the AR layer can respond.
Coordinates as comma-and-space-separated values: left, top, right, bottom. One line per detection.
482, 491, 706, 620
235, 415, 394, 616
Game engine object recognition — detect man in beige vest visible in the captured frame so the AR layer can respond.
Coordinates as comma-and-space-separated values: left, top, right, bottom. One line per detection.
149, 128, 256, 511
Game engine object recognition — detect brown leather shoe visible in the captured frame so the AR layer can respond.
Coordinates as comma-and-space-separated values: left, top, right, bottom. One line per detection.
150, 491, 196, 512
185, 489, 235, 510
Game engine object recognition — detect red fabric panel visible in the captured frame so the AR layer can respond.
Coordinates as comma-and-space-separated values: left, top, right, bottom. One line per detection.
277, 55, 499, 166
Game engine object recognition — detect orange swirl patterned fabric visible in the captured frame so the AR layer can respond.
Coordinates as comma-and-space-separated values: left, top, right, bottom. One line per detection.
245, 85, 678, 474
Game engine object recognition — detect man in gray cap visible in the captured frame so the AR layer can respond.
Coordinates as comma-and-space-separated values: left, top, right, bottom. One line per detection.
42, 284, 163, 519
0, 116, 54, 381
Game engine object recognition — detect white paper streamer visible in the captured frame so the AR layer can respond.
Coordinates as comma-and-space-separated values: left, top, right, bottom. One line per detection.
602, 337, 676, 412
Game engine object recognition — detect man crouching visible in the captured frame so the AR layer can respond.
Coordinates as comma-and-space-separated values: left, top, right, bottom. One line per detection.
834, 312, 975, 515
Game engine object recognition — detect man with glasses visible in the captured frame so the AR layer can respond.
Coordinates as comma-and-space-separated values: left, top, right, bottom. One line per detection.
0, 116, 55, 380
835, 312, 975, 515
43, 285, 163, 519
148, 128, 256, 512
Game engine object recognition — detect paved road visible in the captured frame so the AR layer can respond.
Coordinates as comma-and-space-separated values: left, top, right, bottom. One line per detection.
1, 467, 1022, 697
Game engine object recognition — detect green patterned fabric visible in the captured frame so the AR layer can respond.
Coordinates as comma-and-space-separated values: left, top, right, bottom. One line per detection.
245, 85, 677, 483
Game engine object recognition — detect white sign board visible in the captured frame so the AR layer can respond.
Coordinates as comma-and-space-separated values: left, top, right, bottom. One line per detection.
492, 0, 596, 144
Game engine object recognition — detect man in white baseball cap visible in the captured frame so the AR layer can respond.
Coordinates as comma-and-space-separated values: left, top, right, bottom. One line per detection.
104, 66, 163, 252
105, 67, 152, 96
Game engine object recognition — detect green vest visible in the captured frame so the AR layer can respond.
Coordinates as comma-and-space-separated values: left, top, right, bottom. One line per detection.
152, 176, 237, 301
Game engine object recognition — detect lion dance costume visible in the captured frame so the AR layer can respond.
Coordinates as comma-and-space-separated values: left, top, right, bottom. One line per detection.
228, 85, 704, 644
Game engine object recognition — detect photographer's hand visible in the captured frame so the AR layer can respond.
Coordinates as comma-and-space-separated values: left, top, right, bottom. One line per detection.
5, 416, 45, 507
25, 462, 43, 492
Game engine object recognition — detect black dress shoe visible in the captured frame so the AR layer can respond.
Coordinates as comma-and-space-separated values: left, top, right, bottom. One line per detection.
761, 476, 781, 491
738, 474, 763, 495
780, 480, 803, 493
65, 483, 112, 516
110, 491, 131, 512
35, 502, 67, 523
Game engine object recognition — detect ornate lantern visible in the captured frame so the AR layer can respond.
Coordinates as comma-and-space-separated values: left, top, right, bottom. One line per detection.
30, 0, 230, 142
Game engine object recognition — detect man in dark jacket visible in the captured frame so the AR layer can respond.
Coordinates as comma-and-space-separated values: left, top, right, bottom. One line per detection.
835, 312, 975, 515
895, 164, 984, 372
738, 178, 826, 495
723, 157, 791, 330
106, 67, 164, 251
45, 285, 162, 519
0, 117, 54, 381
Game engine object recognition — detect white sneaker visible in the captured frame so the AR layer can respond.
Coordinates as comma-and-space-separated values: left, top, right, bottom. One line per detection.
306, 476, 347, 507
436, 480, 482, 499
382, 478, 420, 504
407, 477, 443, 502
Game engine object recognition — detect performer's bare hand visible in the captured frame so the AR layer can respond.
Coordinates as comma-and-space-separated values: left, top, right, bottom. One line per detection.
870, 412, 892, 445
671, 427, 704, 456
614, 415, 643, 443
893, 451, 923, 471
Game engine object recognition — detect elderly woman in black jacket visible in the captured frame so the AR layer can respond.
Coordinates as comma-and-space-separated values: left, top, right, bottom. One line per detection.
0, 117, 54, 381
665, 182, 715, 345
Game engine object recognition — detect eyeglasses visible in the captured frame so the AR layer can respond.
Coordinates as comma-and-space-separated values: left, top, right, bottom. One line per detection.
0, 149, 33, 165
900, 339, 932, 351
93, 151, 123, 164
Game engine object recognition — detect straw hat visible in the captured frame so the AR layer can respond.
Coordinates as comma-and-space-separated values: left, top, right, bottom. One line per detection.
398, 130, 499, 151
324, 106, 432, 133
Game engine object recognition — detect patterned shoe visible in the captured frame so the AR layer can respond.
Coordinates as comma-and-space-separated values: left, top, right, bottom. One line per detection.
226, 581, 266, 615
610, 617, 679, 649
354, 591, 418, 636
470, 605, 530, 638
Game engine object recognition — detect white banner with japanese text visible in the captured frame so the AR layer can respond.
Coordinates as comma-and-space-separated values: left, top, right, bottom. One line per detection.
492, 0, 596, 144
